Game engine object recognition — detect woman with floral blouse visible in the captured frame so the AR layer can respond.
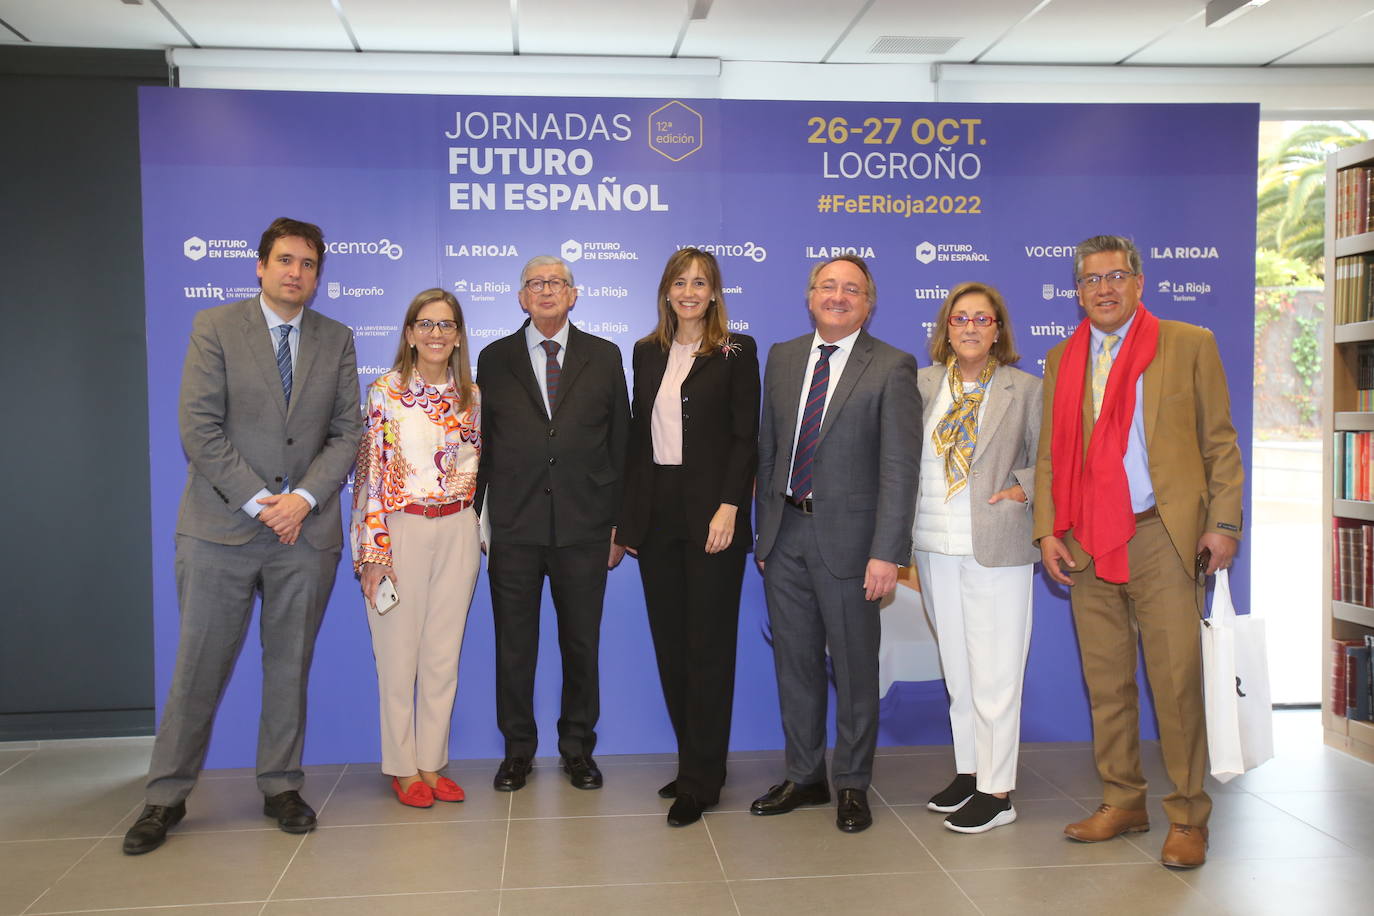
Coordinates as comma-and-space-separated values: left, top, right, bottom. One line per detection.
352, 288, 481, 808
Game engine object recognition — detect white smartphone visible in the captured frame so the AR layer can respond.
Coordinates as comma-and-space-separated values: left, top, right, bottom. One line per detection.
373, 576, 399, 614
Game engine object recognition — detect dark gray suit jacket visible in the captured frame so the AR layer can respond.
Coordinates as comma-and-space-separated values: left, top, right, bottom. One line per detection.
176, 297, 363, 550
475, 320, 630, 548
755, 329, 921, 578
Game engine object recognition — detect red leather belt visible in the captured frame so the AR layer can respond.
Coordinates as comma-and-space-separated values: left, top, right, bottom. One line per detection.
403, 497, 473, 518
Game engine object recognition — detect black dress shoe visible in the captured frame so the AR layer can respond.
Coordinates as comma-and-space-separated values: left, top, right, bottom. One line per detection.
658, 779, 678, 799
493, 756, 532, 792
836, 788, 873, 833
263, 790, 317, 834
122, 802, 185, 855
562, 755, 603, 790
667, 793, 705, 827
750, 780, 830, 815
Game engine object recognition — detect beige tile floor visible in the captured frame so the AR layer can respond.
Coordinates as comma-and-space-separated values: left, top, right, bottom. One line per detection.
1, 710, 1369, 915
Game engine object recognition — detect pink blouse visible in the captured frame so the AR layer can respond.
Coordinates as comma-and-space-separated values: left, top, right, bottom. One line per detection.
651, 340, 697, 465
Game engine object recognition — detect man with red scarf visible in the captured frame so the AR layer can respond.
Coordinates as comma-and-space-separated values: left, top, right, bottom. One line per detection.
1033, 235, 1243, 869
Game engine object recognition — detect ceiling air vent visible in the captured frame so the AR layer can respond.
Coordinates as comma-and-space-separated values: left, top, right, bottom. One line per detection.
868, 35, 960, 55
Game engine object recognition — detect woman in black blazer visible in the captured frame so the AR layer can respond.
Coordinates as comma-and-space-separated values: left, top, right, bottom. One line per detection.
617, 247, 760, 827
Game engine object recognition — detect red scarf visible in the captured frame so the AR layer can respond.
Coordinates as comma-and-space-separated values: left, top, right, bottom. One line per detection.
1050, 306, 1159, 583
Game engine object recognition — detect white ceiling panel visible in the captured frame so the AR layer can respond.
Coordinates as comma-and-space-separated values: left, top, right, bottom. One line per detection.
978, 0, 1202, 65
1130, 0, 1374, 66
1272, 9, 1374, 65
678, 0, 867, 63
345, 0, 513, 54
162, 0, 353, 51
825, 0, 1039, 64
518, 0, 686, 57
0, 0, 184, 48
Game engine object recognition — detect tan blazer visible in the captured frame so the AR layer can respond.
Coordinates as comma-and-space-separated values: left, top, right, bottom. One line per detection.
1032, 318, 1245, 577
917, 363, 1042, 567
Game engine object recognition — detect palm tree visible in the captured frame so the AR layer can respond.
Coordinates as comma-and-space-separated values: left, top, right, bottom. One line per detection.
1257, 121, 1370, 270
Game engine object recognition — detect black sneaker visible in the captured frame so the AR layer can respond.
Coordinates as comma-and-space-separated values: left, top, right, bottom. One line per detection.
944, 791, 1016, 834
926, 773, 976, 813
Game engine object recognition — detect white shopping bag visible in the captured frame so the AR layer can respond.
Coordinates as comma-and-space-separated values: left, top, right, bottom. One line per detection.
1200, 569, 1274, 782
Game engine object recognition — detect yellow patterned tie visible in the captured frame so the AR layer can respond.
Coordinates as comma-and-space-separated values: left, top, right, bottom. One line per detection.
1091, 334, 1120, 420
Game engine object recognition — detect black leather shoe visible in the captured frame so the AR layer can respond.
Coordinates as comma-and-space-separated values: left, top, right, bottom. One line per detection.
750, 780, 830, 815
658, 779, 678, 799
263, 790, 317, 834
667, 793, 705, 827
562, 755, 603, 790
493, 756, 532, 792
836, 788, 873, 833
122, 802, 185, 855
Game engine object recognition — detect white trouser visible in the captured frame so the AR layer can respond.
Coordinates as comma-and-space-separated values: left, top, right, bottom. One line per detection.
913, 551, 1033, 794
368, 507, 480, 776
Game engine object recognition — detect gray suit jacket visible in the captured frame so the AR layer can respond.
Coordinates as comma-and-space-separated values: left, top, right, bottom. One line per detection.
176, 296, 363, 550
916, 363, 1041, 567
755, 329, 921, 578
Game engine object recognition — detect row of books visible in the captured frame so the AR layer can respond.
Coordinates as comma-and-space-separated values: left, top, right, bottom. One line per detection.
1336, 165, 1374, 239
1332, 434, 1374, 502
1333, 636, 1374, 721
1333, 518, 1374, 606
1333, 253, 1374, 324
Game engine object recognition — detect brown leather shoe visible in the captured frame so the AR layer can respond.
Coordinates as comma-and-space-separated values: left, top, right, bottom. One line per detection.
1064, 803, 1150, 842
1161, 823, 1208, 868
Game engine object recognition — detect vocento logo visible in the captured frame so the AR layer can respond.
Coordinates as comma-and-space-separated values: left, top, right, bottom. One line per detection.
678, 242, 767, 263
183, 236, 208, 261
326, 238, 404, 261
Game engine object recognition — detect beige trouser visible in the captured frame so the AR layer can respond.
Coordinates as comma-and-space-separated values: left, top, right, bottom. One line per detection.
1068, 514, 1211, 827
367, 507, 480, 776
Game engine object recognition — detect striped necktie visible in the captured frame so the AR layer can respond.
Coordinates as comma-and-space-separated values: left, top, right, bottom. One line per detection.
541, 339, 561, 415
1091, 333, 1119, 420
276, 324, 293, 405
788, 344, 838, 500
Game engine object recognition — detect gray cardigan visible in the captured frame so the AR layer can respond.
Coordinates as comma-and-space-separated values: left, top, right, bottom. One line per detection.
914, 363, 1042, 567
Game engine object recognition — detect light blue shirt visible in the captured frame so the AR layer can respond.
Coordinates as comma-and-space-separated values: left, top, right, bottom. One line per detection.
241, 296, 316, 517
1091, 313, 1154, 513
524, 319, 572, 418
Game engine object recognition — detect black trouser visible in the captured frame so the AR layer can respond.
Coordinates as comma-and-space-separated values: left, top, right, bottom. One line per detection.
636, 465, 746, 805
489, 539, 608, 760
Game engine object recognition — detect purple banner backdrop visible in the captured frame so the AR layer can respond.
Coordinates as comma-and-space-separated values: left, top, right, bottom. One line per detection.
139, 87, 1256, 767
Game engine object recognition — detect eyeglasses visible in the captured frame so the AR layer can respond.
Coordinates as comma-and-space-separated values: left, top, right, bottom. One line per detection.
948, 314, 999, 328
1076, 270, 1136, 290
524, 277, 569, 293
413, 319, 459, 334
812, 282, 867, 298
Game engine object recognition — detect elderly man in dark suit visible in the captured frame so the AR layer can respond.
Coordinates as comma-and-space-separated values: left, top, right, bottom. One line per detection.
752, 254, 921, 833
476, 255, 629, 792
124, 217, 363, 855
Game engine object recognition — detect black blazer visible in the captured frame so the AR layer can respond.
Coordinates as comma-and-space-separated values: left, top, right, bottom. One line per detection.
476, 320, 630, 548
616, 333, 760, 551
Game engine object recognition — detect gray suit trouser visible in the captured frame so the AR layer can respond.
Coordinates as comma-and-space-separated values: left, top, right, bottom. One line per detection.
145, 529, 338, 805
763, 503, 881, 791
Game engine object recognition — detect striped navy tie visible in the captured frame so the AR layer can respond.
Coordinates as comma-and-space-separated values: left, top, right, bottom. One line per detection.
276, 324, 293, 405
788, 344, 837, 500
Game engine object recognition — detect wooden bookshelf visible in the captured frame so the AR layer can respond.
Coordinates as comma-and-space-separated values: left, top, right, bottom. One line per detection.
1323, 137, 1374, 764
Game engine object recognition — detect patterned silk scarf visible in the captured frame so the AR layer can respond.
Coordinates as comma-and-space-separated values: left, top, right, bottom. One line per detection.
931, 356, 998, 501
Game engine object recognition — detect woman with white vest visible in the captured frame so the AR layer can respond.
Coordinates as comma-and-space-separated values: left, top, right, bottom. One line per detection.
912, 281, 1041, 833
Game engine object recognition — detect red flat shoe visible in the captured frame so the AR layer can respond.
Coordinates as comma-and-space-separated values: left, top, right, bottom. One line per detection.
391, 776, 434, 808
430, 776, 465, 802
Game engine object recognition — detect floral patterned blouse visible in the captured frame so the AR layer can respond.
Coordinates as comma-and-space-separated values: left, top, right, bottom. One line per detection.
351, 369, 481, 573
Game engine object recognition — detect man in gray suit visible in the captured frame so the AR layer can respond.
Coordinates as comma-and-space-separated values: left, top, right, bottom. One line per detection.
124, 217, 363, 855
752, 255, 920, 833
